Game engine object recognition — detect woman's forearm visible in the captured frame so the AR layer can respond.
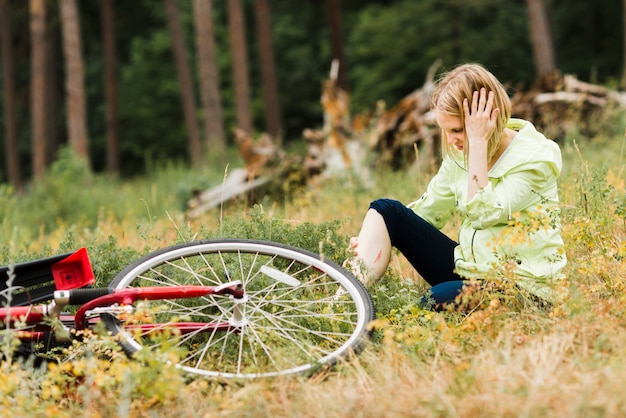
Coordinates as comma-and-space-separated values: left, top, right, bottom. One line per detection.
467, 140, 489, 200
463, 88, 496, 201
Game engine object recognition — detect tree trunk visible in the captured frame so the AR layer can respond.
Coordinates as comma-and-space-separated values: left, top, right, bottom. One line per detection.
254, 0, 282, 138
30, 0, 47, 178
0, 0, 22, 190
102, 0, 119, 174
165, 0, 202, 166
59, 0, 90, 163
525, 0, 557, 86
326, 0, 347, 91
192, 0, 226, 155
623, 0, 626, 89
227, 0, 252, 134
45, 17, 61, 162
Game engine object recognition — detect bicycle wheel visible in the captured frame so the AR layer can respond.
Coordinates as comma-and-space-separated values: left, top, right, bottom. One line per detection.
102, 239, 375, 379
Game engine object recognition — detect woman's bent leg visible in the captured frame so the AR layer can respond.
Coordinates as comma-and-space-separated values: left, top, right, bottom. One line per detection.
369, 199, 461, 286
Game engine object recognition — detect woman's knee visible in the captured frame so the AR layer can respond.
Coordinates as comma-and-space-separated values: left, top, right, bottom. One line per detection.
369, 198, 405, 219
368, 199, 412, 244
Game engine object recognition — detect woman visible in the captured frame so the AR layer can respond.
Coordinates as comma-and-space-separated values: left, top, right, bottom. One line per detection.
349, 63, 566, 310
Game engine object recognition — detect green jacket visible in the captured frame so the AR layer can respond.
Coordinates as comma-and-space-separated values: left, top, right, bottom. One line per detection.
407, 119, 567, 301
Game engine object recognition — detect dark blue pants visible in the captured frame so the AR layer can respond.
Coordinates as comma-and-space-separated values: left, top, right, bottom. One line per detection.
369, 198, 471, 310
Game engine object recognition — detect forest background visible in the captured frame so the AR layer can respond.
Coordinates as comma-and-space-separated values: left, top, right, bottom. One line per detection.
1, 1, 626, 417
1, 0, 625, 182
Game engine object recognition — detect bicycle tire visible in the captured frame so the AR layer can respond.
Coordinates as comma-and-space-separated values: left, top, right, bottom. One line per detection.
101, 239, 375, 379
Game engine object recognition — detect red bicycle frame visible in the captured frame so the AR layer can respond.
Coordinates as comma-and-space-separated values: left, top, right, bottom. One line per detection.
1, 283, 245, 342
1, 248, 245, 345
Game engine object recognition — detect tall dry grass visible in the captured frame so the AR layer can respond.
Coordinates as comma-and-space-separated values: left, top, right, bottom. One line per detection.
0, 129, 624, 417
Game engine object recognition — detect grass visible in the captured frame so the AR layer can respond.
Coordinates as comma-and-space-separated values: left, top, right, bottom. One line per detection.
0, 127, 625, 417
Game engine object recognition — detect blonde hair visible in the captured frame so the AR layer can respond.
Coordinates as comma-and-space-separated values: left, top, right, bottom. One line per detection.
430, 63, 511, 162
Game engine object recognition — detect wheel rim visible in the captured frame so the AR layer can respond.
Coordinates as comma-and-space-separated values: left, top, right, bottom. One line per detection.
108, 241, 372, 378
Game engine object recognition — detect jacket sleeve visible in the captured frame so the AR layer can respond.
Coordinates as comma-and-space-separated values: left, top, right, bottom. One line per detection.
462, 162, 557, 229
406, 157, 457, 229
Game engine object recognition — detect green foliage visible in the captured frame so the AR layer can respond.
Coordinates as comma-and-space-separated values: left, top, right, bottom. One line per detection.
347, 0, 532, 112
551, 0, 623, 82
557, 135, 626, 305
267, 1, 332, 138
117, 31, 189, 174
0, 149, 234, 251
202, 203, 350, 263
85, 235, 142, 287
3, 1, 625, 179
370, 276, 427, 311
16, 148, 95, 234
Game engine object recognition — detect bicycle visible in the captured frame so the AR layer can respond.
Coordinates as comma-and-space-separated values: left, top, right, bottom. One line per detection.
0, 239, 375, 379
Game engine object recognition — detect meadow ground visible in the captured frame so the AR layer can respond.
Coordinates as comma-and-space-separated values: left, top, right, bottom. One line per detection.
0, 131, 624, 417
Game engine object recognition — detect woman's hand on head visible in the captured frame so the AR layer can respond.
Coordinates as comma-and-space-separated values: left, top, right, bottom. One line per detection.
463, 87, 499, 146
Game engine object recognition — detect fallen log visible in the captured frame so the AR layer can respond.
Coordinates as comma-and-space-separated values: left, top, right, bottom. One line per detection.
187, 168, 270, 218
511, 72, 626, 140
187, 129, 282, 218
562, 74, 626, 106
187, 128, 307, 218
533, 91, 607, 106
